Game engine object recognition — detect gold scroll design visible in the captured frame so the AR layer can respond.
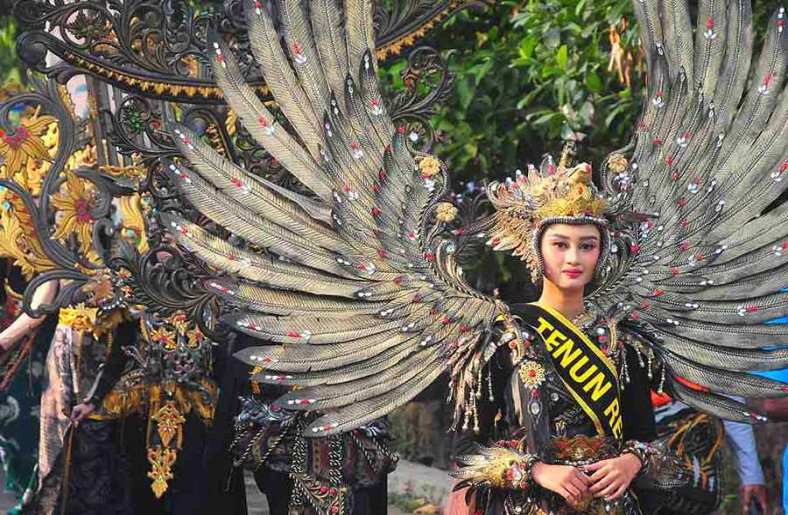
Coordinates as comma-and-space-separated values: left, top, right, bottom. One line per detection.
147, 401, 186, 497
0, 107, 61, 278
0, 95, 102, 277
0, 106, 56, 186
99, 378, 217, 423
147, 446, 178, 499
116, 192, 150, 253
0, 196, 55, 279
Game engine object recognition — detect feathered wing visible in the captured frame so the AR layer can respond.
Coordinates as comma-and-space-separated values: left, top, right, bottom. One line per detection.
595, 0, 788, 421
164, 0, 506, 436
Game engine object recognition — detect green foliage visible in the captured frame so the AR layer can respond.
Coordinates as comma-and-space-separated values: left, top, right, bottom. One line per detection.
411, 0, 784, 186
0, 16, 22, 87
420, 0, 642, 183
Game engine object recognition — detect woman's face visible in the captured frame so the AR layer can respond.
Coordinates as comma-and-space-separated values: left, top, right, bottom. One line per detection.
540, 223, 601, 291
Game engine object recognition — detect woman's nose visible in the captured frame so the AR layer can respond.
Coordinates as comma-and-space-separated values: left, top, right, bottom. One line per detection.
566, 247, 580, 264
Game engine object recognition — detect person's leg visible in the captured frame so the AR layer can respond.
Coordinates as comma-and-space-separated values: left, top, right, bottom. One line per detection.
61, 419, 131, 515
254, 467, 292, 515
121, 415, 164, 515
345, 478, 389, 514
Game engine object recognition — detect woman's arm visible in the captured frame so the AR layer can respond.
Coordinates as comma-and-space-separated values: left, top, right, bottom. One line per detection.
621, 345, 657, 442
0, 280, 58, 351
586, 344, 658, 499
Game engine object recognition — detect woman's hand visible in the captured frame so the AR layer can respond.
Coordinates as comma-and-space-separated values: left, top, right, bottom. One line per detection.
585, 453, 642, 500
532, 462, 591, 507
0, 335, 18, 354
69, 402, 95, 425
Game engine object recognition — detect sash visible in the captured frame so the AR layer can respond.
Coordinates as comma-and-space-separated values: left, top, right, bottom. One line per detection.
517, 303, 623, 441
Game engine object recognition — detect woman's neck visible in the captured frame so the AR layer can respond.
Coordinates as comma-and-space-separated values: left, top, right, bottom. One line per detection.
537, 279, 585, 320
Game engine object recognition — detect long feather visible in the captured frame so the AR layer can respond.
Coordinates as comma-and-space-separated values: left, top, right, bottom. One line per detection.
245, 0, 324, 157
209, 37, 334, 201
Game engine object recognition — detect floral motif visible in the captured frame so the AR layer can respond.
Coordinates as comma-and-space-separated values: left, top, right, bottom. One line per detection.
607, 153, 629, 174
147, 446, 177, 498
81, 273, 116, 306
150, 326, 177, 351
151, 401, 185, 448
0, 108, 56, 178
435, 202, 458, 223
518, 360, 546, 389
418, 155, 441, 177
0, 191, 54, 278
58, 304, 98, 334
57, 303, 125, 338
51, 171, 100, 263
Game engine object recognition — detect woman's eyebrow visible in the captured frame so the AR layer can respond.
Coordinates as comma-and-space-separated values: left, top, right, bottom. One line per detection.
580, 236, 599, 241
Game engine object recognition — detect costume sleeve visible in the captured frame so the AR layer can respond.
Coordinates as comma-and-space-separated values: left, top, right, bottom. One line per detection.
451, 344, 512, 458
723, 419, 765, 485
621, 345, 657, 443
86, 318, 135, 406
619, 344, 686, 490
451, 332, 543, 494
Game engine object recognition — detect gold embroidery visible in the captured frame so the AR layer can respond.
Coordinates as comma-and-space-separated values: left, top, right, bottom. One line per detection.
152, 401, 185, 449
147, 446, 178, 498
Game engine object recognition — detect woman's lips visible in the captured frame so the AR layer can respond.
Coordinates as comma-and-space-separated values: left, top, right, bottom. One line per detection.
563, 270, 583, 278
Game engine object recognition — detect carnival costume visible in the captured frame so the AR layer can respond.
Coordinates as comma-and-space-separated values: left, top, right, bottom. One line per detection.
146, 0, 788, 513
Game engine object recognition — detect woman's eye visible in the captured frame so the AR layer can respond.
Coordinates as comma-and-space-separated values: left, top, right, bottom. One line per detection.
581, 244, 597, 251
553, 242, 567, 248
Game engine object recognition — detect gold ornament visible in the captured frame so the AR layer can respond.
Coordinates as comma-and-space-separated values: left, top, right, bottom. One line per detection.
435, 202, 458, 223
51, 171, 101, 264
152, 401, 185, 448
418, 155, 441, 177
150, 326, 177, 351
0, 198, 55, 278
607, 153, 629, 174
147, 446, 177, 498
518, 360, 546, 389
0, 107, 56, 178
58, 304, 98, 334
57, 303, 126, 338
81, 273, 116, 306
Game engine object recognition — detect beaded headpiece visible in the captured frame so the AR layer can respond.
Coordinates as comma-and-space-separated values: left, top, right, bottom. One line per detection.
486, 149, 610, 282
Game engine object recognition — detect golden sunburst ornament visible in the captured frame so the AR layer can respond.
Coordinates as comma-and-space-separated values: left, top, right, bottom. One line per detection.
435, 202, 458, 223
52, 171, 100, 263
519, 360, 546, 389
0, 107, 56, 178
418, 155, 441, 177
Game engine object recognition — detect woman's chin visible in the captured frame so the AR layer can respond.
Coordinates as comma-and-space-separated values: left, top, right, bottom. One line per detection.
557, 277, 590, 291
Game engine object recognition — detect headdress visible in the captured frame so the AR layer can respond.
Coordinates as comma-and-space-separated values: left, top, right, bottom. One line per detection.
486, 147, 609, 282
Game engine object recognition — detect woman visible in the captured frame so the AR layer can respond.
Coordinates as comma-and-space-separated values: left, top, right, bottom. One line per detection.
449, 161, 679, 515
157, 2, 784, 513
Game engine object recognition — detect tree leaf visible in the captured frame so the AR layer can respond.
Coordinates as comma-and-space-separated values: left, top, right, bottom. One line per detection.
585, 72, 603, 93
557, 45, 568, 69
